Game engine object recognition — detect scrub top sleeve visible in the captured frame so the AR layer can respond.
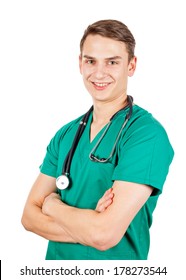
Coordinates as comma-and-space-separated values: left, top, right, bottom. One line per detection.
39, 126, 67, 178
39, 136, 59, 177
39, 116, 82, 178
112, 120, 174, 196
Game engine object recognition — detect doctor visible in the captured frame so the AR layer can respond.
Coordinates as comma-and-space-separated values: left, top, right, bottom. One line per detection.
21, 19, 174, 260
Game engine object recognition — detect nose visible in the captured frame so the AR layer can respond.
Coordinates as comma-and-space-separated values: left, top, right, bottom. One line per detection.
93, 63, 107, 80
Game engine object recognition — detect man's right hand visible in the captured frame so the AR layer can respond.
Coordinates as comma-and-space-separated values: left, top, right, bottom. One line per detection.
95, 188, 114, 213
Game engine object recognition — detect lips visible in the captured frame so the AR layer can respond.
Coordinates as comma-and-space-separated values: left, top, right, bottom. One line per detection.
92, 82, 111, 90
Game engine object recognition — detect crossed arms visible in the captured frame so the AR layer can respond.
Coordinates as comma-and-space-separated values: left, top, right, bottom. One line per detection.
21, 173, 152, 251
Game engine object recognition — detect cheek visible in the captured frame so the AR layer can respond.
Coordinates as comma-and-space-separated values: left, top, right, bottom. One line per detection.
112, 68, 127, 81
81, 67, 93, 80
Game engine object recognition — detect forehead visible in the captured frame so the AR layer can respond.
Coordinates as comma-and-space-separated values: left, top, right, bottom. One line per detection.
82, 34, 128, 58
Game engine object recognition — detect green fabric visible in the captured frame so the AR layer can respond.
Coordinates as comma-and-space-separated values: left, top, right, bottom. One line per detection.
40, 105, 174, 260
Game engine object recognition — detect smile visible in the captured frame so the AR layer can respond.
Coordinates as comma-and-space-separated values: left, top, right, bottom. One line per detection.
92, 82, 111, 90
94, 82, 109, 87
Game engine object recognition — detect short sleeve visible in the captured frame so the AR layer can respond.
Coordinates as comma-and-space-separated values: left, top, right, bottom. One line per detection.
39, 116, 82, 178
39, 120, 73, 178
39, 130, 61, 177
112, 115, 174, 196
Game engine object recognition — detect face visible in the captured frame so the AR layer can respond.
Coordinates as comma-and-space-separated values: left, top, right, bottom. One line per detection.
79, 35, 136, 104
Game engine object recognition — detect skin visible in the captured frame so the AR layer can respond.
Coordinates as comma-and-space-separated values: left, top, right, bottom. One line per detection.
79, 35, 137, 141
22, 174, 113, 243
21, 34, 153, 251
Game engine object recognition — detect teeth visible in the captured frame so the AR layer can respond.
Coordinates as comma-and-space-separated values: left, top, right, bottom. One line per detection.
94, 82, 108, 87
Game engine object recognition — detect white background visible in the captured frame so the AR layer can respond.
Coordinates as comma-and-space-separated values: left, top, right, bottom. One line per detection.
0, 0, 185, 278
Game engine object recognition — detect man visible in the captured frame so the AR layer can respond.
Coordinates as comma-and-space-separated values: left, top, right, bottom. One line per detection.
21, 19, 174, 260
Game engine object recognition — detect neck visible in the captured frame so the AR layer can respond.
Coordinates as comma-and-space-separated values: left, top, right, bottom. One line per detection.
92, 95, 128, 125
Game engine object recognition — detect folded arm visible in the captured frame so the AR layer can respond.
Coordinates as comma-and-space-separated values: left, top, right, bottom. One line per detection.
42, 180, 153, 250
21, 173, 113, 243
21, 173, 75, 242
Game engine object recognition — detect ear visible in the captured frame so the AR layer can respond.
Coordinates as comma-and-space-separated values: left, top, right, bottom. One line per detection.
128, 56, 137, 77
79, 54, 83, 74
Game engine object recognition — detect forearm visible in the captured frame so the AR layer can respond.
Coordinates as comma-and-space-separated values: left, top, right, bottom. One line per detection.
42, 181, 152, 251
21, 203, 77, 243
45, 199, 108, 249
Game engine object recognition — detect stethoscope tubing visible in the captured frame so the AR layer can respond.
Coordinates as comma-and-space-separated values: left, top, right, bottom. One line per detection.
56, 96, 133, 190
62, 106, 93, 175
89, 117, 129, 163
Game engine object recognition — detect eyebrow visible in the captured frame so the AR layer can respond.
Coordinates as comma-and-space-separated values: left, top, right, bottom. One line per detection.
83, 55, 122, 60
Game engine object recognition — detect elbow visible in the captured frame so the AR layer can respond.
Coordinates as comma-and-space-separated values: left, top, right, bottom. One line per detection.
21, 214, 29, 231
90, 228, 121, 251
92, 242, 112, 252
21, 211, 32, 232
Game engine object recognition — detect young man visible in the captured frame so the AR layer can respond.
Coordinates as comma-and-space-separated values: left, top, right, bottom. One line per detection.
21, 19, 174, 260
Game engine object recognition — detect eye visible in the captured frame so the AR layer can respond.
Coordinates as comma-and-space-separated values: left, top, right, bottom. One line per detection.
108, 60, 118, 65
86, 59, 95, 65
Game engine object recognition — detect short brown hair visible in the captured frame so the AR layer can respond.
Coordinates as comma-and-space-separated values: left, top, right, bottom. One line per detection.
80, 19, 136, 62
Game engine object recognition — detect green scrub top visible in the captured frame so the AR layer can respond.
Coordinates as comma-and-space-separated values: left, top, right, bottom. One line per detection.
40, 104, 174, 260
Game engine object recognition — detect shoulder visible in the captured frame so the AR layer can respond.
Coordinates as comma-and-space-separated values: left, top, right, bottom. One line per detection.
46, 114, 84, 153
115, 105, 174, 194
44, 113, 85, 158
119, 104, 174, 165
126, 105, 169, 141
52, 114, 83, 141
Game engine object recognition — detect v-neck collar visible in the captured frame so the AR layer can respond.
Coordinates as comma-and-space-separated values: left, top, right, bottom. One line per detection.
87, 113, 111, 144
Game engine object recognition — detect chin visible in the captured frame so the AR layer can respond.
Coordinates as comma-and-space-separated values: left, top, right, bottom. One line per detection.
89, 90, 113, 102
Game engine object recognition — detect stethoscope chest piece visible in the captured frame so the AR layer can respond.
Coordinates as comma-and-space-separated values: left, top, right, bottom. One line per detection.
56, 96, 133, 190
56, 174, 69, 190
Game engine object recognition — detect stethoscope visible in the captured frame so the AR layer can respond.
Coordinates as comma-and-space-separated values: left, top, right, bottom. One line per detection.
56, 95, 133, 190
